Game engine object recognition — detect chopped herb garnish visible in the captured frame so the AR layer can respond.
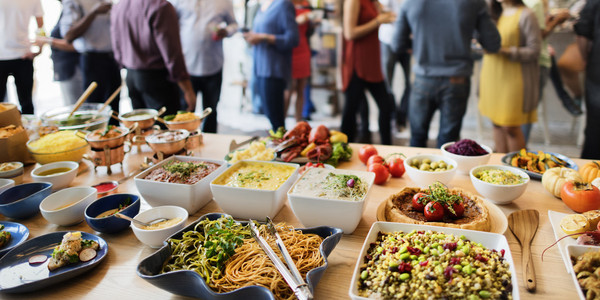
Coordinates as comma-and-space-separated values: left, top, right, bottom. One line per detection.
322, 172, 366, 200
164, 161, 206, 178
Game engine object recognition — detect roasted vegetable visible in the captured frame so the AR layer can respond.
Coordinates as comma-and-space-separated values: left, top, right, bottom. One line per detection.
0, 225, 10, 248
510, 149, 570, 174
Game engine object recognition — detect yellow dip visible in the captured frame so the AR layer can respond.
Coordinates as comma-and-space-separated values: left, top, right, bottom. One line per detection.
213, 161, 295, 190
140, 218, 182, 230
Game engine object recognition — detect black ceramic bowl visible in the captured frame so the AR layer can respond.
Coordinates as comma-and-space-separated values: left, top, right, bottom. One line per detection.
136, 213, 343, 299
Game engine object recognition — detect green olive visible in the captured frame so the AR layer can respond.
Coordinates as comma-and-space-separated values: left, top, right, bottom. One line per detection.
422, 158, 431, 164
438, 161, 447, 169
411, 159, 420, 167
430, 161, 439, 169
420, 164, 431, 171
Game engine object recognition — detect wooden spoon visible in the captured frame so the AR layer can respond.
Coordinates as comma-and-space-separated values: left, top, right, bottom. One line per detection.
68, 81, 98, 118
97, 85, 122, 115
508, 209, 539, 293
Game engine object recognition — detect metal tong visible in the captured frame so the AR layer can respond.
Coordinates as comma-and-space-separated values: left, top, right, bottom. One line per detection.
248, 217, 313, 300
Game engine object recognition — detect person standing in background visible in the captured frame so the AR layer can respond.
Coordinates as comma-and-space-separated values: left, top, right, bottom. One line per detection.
284, 0, 312, 123
0, 0, 44, 114
479, 0, 541, 153
341, 0, 396, 145
169, 0, 237, 133
37, 0, 83, 106
61, 0, 121, 114
521, 0, 571, 144
379, 0, 411, 131
244, 0, 299, 131
111, 0, 196, 117
392, 0, 501, 148
574, 0, 600, 159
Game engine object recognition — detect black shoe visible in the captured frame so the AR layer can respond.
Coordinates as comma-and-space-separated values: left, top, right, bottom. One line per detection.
563, 97, 583, 116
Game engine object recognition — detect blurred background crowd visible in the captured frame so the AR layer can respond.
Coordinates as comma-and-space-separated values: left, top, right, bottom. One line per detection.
0, 0, 598, 159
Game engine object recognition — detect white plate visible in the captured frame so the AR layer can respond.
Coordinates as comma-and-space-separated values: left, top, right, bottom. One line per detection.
566, 245, 600, 300
349, 222, 519, 300
548, 210, 584, 273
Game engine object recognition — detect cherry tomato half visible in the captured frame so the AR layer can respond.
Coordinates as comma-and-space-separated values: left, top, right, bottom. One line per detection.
412, 192, 428, 212
367, 163, 390, 185
424, 202, 445, 222
359, 145, 378, 165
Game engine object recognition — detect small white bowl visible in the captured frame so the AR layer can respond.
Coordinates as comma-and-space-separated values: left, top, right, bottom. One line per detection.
470, 165, 530, 205
0, 179, 15, 194
404, 154, 457, 188
440, 141, 492, 174
39, 187, 97, 226
288, 168, 375, 233
31, 161, 79, 191
131, 206, 188, 248
0, 162, 24, 184
210, 160, 299, 219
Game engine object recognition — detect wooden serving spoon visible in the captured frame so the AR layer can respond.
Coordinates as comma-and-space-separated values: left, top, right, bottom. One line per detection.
508, 209, 539, 293
68, 81, 98, 118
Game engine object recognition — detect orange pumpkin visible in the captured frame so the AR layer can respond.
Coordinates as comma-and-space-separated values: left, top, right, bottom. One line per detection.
580, 161, 600, 183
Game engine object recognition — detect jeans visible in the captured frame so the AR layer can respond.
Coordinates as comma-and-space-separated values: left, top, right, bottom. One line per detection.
409, 75, 470, 147
341, 72, 394, 145
582, 77, 600, 159
255, 76, 286, 131
0, 59, 34, 114
180, 70, 222, 133
381, 42, 411, 126
126, 69, 181, 120
80, 52, 121, 117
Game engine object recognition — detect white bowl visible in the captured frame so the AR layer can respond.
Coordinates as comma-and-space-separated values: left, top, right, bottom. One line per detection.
131, 205, 188, 248
470, 165, 530, 205
440, 141, 492, 174
39, 187, 97, 226
210, 160, 299, 219
404, 154, 457, 188
349, 222, 519, 299
0, 162, 24, 184
0, 179, 15, 194
288, 168, 374, 233
31, 161, 79, 191
134, 156, 227, 214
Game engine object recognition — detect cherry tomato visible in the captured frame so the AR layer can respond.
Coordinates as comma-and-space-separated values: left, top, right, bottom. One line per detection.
424, 201, 445, 222
446, 201, 465, 218
387, 157, 405, 178
359, 145, 378, 165
412, 192, 428, 212
367, 155, 385, 167
561, 181, 600, 213
367, 163, 390, 185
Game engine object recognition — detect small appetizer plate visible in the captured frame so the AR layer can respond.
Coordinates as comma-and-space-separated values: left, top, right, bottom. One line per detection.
0, 221, 29, 257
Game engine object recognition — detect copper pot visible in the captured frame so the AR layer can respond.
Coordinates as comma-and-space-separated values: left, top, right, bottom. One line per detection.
88, 144, 126, 166
186, 130, 202, 149
134, 129, 189, 155
163, 107, 212, 131
85, 125, 132, 149
118, 108, 161, 130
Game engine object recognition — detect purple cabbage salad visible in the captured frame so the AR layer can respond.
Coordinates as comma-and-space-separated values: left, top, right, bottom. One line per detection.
446, 139, 488, 156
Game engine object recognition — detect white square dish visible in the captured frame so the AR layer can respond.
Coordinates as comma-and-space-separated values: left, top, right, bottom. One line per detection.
210, 160, 299, 219
134, 156, 227, 214
566, 244, 600, 300
548, 210, 580, 273
349, 222, 519, 300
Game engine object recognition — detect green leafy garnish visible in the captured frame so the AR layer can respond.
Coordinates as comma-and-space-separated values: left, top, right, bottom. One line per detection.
325, 142, 353, 166
323, 172, 366, 199
268, 127, 286, 140
422, 182, 463, 215
164, 161, 206, 178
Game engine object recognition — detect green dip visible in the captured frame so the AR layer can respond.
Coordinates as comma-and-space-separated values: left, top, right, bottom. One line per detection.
475, 169, 525, 185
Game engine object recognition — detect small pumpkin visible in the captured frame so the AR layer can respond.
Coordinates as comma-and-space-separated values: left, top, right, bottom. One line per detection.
542, 167, 583, 198
580, 161, 600, 183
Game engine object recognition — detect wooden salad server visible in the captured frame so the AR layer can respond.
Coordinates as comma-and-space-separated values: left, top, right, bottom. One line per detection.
508, 209, 539, 293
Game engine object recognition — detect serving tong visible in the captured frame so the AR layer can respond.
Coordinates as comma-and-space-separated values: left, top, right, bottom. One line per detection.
248, 217, 313, 300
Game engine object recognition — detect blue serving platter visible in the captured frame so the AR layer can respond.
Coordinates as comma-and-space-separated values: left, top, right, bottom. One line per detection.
137, 213, 343, 299
0, 231, 108, 293
0, 221, 29, 257
501, 150, 578, 180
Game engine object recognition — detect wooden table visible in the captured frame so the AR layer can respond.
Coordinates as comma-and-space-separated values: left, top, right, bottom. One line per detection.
0, 133, 584, 299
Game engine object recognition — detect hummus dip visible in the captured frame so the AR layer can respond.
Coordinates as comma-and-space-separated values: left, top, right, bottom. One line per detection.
291, 168, 368, 201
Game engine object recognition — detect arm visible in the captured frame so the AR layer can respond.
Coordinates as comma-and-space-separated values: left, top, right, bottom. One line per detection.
244, 2, 298, 51
64, 2, 112, 43
36, 36, 76, 52
542, 9, 569, 39
475, 1, 501, 53
343, 0, 394, 41
218, 0, 239, 38
500, 8, 541, 62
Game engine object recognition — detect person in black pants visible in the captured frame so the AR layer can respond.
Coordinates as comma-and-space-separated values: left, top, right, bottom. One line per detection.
0, 60, 35, 114
126, 69, 180, 119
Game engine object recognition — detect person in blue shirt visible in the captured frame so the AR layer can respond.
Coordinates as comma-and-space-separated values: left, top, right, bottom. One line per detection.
391, 0, 501, 148
244, 0, 299, 131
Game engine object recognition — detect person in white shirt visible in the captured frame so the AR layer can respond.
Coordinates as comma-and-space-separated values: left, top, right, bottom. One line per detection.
169, 0, 238, 133
0, 0, 44, 114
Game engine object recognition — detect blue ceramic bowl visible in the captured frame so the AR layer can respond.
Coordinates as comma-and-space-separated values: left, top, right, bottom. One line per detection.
84, 193, 140, 234
137, 213, 343, 299
0, 182, 52, 219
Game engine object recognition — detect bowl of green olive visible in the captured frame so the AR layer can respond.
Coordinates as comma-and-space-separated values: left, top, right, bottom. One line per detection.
403, 154, 457, 188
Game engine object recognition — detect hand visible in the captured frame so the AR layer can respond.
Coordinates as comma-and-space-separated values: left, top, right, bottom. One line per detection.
216, 28, 228, 39
376, 12, 396, 25
21, 51, 40, 60
553, 10, 571, 24
35, 36, 52, 45
92, 2, 112, 15
183, 90, 197, 112
243, 32, 265, 45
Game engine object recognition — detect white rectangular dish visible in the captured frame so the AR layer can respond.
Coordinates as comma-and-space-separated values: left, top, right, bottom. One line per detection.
134, 156, 227, 214
210, 160, 299, 219
548, 210, 582, 273
566, 244, 600, 300
349, 222, 519, 300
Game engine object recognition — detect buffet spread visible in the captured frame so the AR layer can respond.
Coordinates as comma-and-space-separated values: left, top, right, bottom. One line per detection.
0, 102, 599, 299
